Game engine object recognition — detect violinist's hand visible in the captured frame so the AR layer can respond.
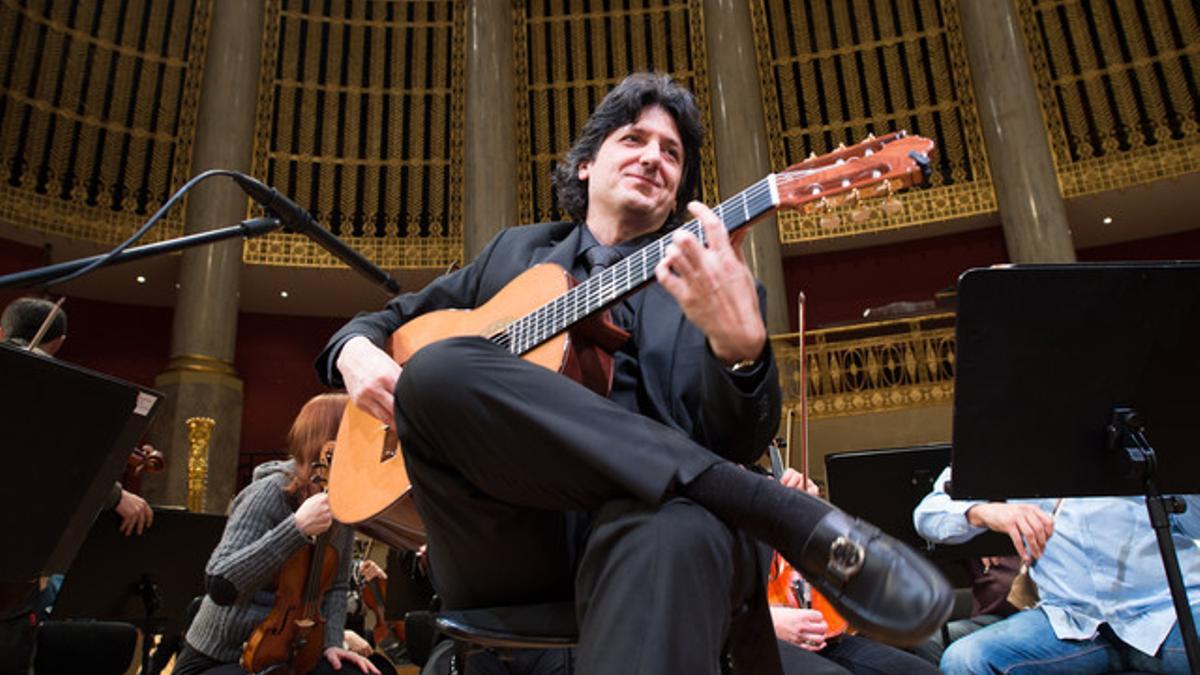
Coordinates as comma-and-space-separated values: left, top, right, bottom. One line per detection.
967, 502, 1054, 564
779, 468, 821, 497
114, 489, 153, 536
655, 202, 766, 367
337, 336, 402, 427
295, 493, 333, 537
325, 645, 380, 674
359, 559, 386, 583
343, 630, 373, 657
770, 606, 828, 652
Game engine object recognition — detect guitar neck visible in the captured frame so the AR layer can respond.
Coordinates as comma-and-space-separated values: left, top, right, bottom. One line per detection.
498, 175, 781, 355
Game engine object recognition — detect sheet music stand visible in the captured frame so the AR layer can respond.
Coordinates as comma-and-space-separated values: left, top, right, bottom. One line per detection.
0, 344, 163, 580
823, 444, 1011, 571
951, 262, 1200, 670
51, 508, 226, 670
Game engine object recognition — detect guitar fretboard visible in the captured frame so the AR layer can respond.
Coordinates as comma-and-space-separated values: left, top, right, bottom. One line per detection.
491, 174, 780, 355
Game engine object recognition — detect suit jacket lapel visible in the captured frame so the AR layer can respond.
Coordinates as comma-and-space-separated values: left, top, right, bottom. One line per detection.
530, 222, 583, 271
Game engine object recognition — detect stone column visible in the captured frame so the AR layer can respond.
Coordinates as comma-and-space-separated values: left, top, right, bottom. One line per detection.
960, 0, 1076, 262
462, 0, 518, 261
144, 0, 264, 513
702, 0, 789, 333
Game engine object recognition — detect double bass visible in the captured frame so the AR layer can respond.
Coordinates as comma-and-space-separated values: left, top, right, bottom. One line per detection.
242, 444, 341, 674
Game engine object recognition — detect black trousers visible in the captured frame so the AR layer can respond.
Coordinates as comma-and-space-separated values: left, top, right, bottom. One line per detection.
395, 338, 779, 674
778, 636, 943, 675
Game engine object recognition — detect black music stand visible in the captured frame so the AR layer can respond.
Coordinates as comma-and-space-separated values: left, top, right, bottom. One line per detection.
951, 262, 1200, 671
51, 507, 226, 671
824, 444, 1011, 576
0, 344, 163, 581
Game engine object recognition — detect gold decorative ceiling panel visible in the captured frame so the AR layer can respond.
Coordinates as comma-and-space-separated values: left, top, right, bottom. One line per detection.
245, 0, 465, 269
0, 0, 208, 244
513, 0, 718, 225
751, 0, 996, 243
1018, 0, 1200, 196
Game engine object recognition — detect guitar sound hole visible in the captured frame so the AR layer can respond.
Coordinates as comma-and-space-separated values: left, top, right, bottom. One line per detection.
380, 426, 398, 462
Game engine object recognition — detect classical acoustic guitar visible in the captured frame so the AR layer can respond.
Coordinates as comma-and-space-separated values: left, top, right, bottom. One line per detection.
328, 132, 936, 550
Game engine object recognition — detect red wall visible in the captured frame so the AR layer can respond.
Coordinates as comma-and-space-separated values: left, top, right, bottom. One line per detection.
783, 227, 1009, 328
782, 227, 1200, 330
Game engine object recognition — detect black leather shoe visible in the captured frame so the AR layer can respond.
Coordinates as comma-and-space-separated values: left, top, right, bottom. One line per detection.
790, 509, 953, 646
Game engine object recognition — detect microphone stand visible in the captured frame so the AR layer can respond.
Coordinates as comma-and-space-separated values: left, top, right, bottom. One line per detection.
0, 217, 281, 290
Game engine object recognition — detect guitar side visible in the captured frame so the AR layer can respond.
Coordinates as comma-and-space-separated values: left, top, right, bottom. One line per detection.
328, 264, 575, 540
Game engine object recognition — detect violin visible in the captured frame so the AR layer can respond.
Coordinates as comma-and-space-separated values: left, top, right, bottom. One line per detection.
767, 551, 851, 639
242, 444, 341, 674
359, 562, 406, 664
124, 444, 165, 494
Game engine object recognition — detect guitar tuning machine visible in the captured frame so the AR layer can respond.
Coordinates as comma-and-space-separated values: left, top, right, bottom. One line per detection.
818, 197, 841, 228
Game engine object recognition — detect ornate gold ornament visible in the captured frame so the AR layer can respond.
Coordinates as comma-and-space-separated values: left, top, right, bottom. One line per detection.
185, 415, 216, 512
772, 312, 956, 419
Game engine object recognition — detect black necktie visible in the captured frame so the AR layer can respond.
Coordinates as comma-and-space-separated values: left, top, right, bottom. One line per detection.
584, 245, 623, 279
581, 245, 634, 330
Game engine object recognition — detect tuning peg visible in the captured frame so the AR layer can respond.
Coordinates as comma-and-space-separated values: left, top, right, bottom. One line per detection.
836, 142, 846, 151
808, 151, 818, 161
846, 188, 861, 204
874, 179, 892, 194
864, 132, 876, 142
882, 198, 904, 216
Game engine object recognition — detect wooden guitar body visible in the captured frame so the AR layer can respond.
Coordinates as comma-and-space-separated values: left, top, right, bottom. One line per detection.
329, 263, 625, 550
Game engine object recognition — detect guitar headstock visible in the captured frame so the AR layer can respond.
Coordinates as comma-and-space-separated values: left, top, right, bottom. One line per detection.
774, 132, 935, 215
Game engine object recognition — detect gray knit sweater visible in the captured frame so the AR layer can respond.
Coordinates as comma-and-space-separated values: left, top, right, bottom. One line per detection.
184, 459, 354, 663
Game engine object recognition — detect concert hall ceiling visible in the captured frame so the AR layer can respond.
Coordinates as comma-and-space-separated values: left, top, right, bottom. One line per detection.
0, 0, 1196, 270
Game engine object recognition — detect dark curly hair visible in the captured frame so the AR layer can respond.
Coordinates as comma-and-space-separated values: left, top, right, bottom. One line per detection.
1, 297, 67, 346
552, 72, 704, 226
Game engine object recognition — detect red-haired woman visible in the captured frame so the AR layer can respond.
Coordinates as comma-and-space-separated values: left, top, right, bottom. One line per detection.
173, 393, 378, 675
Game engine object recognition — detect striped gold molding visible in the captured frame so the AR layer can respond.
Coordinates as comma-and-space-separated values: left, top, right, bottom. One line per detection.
773, 312, 956, 419
165, 352, 237, 377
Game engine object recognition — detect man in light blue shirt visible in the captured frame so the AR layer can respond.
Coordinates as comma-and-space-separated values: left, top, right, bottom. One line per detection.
914, 466, 1200, 674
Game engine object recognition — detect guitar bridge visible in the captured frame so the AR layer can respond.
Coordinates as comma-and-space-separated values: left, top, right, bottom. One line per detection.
380, 424, 398, 462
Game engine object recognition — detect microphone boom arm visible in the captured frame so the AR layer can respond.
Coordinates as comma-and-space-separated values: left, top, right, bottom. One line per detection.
0, 217, 283, 290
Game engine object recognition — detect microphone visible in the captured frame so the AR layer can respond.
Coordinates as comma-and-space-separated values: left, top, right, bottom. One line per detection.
232, 173, 401, 294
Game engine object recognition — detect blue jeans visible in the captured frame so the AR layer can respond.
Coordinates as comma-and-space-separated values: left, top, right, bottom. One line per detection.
940, 606, 1196, 674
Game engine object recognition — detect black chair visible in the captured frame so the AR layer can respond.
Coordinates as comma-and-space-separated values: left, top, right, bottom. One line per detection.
34, 620, 137, 675
416, 602, 577, 675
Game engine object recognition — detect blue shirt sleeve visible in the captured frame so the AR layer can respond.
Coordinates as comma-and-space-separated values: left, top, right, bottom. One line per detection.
912, 466, 990, 544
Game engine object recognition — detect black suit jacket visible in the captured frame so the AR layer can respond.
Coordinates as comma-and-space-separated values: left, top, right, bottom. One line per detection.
315, 221, 781, 479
